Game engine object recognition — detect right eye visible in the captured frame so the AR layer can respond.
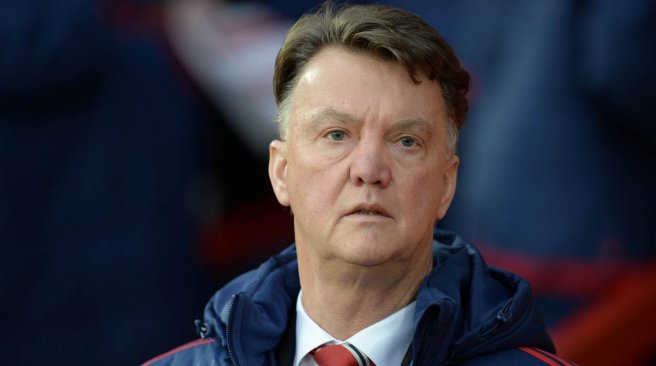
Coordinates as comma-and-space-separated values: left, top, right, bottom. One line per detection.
326, 130, 346, 141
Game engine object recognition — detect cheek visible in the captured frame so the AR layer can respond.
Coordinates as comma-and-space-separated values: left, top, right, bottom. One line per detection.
404, 169, 445, 218
287, 155, 340, 208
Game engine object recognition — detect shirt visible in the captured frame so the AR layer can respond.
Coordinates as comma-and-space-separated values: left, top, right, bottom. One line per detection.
294, 290, 415, 366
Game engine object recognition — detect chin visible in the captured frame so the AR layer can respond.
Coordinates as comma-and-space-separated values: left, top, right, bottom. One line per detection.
336, 239, 402, 268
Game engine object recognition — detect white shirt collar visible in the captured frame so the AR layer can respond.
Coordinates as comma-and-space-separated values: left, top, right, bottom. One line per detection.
293, 290, 415, 366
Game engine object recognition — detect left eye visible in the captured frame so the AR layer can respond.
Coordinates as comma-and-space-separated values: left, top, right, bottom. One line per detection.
327, 130, 346, 141
399, 136, 417, 147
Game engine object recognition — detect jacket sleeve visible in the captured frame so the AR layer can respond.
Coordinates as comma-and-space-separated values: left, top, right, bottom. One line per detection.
463, 347, 577, 366
142, 338, 224, 366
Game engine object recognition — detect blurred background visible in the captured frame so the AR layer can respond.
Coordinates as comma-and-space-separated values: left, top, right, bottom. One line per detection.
1, 0, 654, 365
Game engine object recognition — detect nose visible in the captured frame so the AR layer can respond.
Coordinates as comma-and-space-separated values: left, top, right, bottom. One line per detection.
348, 139, 391, 188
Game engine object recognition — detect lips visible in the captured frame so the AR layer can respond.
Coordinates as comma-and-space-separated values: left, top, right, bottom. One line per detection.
354, 209, 382, 215
348, 204, 391, 218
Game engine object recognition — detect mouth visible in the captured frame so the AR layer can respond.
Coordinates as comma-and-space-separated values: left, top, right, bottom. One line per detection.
348, 204, 391, 218
353, 209, 385, 216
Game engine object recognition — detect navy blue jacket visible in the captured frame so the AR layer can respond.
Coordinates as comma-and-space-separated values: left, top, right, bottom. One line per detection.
145, 231, 570, 365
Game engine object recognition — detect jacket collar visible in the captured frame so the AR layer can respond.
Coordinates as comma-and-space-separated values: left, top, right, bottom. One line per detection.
203, 230, 553, 365
413, 231, 554, 365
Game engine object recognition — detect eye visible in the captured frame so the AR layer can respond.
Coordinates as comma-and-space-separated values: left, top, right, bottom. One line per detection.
327, 130, 346, 141
398, 136, 418, 147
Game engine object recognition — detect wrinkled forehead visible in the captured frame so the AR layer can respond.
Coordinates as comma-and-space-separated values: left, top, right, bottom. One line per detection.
288, 47, 448, 134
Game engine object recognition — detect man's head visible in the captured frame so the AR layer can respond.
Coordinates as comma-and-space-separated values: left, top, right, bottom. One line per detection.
273, 2, 470, 153
268, 2, 469, 270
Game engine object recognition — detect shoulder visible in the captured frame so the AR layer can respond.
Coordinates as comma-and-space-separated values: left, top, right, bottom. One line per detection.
141, 338, 224, 366
461, 347, 577, 366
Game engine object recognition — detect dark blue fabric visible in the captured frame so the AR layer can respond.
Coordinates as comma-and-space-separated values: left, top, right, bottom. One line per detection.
1, 0, 212, 364
146, 231, 556, 365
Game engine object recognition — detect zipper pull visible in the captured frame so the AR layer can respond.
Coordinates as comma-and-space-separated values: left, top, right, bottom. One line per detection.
195, 319, 211, 339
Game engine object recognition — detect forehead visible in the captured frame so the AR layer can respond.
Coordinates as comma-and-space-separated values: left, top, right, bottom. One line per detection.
288, 47, 448, 133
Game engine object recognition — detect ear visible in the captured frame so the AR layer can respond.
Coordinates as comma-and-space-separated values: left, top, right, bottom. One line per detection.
269, 139, 290, 207
436, 155, 459, 220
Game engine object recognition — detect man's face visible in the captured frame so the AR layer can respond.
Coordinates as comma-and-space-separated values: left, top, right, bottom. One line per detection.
269, 47, 458, 268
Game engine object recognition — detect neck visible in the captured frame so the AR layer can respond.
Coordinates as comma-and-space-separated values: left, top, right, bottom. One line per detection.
297, 245, 432, 340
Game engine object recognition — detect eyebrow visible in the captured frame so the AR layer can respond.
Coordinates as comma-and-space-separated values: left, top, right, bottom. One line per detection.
310, 107, 358, 125
392, 118, 433, 135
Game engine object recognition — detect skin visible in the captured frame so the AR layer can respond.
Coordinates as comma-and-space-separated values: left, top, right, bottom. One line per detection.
269, 46, 459, 340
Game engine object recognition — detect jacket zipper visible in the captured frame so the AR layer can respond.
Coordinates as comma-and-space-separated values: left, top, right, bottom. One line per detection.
226, 294, 240, 366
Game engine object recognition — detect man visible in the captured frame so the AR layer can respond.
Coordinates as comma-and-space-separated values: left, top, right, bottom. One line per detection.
144, 3, 573, 365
